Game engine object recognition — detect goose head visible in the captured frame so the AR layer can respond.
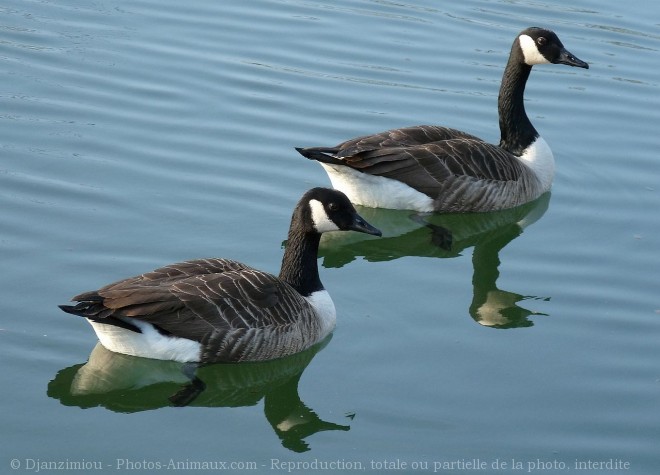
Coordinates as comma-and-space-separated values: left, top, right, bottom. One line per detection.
517, 27, 589, 69
298, 187, 382, 236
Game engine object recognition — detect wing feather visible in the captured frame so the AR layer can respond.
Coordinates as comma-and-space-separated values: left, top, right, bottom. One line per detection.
335, 125, 481, 157
69, 259, 316, 347
341, 139, 524, 185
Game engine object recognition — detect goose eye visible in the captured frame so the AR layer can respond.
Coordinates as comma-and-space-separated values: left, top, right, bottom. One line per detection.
537, 37, 547, 46
328, 202, 339, 211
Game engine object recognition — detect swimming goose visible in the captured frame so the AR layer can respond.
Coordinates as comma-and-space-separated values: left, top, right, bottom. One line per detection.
59, 188, 381, 363
296, 27, 589, 213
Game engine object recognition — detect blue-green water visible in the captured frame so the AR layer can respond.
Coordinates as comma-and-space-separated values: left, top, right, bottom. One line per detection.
2, 0, 659, 473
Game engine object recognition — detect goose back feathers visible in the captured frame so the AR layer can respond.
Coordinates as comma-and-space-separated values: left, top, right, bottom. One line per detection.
60, 188, 381, 363
296, 27, 589, 213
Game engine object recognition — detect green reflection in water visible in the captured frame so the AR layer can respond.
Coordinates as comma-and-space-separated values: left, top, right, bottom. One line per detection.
319, 193, 551, 328
48, 336, 348, 452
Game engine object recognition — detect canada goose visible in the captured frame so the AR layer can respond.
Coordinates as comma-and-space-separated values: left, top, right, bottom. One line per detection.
59, 188, 381, 363
296, 27, 589, 213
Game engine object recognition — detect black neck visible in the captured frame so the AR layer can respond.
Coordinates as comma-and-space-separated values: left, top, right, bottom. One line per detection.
278, 229, 323, 297
497, 49, 539, 156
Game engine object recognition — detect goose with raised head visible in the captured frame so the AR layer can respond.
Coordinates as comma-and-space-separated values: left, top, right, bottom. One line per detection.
296, 27, 589, 213
59, 188, 381, 363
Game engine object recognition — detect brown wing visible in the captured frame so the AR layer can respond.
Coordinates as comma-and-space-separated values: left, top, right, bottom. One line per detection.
67, 258, 313, 343
339, 138, 527, 198
300, 125, 525, 192
334, 125, 482, 157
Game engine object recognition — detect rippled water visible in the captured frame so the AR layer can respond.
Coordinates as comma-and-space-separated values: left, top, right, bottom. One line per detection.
2, 0, 659, 473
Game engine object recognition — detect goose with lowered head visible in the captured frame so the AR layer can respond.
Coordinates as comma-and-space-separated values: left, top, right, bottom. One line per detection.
59, 188, 381, 363
296, 27, 589, 213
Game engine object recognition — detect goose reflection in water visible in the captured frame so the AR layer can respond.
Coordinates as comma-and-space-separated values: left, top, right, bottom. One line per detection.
319, 193, 551, 329
48, 337, 348, 452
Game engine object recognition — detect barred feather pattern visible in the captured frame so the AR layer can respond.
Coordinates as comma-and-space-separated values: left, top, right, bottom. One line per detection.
300, 125, 547, 213
67, 258, 329, 363
297, 28, 592, 212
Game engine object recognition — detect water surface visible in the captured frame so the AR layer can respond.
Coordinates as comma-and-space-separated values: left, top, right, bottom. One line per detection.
2, 0, 659, 473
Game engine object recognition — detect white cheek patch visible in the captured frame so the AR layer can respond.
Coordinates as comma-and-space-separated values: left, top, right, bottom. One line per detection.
309, 199, 340, 233
519, 34, 550, 66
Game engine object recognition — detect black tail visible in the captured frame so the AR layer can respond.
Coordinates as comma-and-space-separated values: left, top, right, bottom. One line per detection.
58, 303, 90, 316
58, 300, 111, 320
58, 292, 104, 317
58, 302, 142, 333
295, 147, 345, 166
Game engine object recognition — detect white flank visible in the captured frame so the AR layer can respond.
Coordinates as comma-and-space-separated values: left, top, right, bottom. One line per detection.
320, 163, 435, 212
309, 199, 340, 233
303, 289, 336, 339
517, 136, 555, 192
519, 34, 551, 66
88, 319, 201, 363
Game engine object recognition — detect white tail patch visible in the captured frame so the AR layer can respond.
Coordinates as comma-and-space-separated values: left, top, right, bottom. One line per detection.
88, 319, 202, 363
519, 34, 550, 66
309, 199, 340, 233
